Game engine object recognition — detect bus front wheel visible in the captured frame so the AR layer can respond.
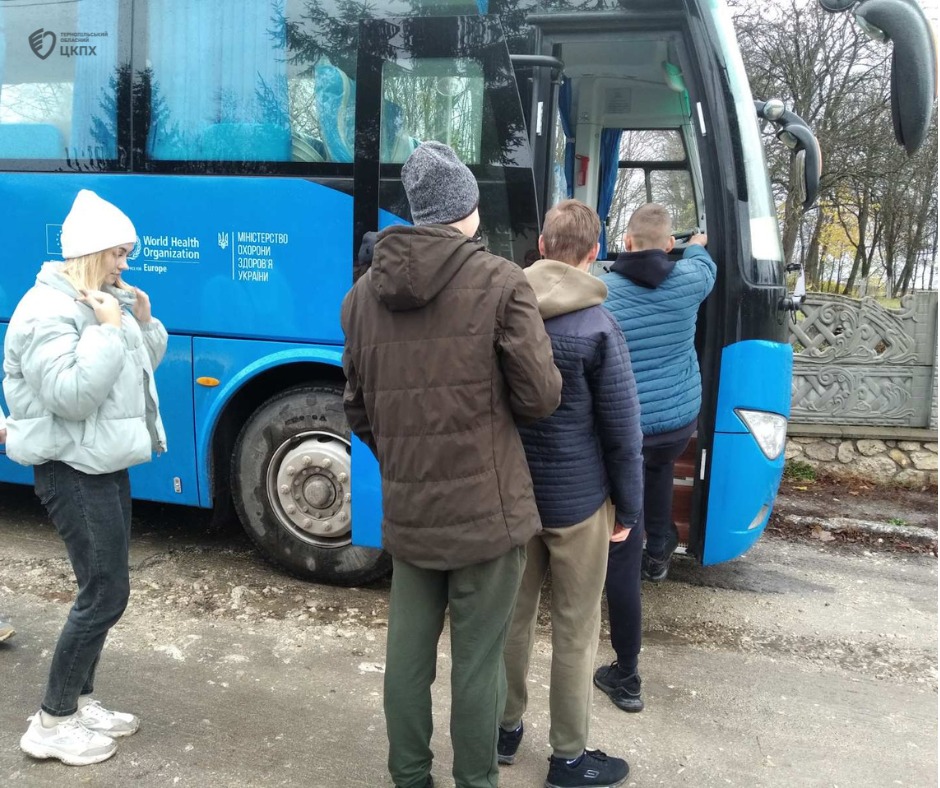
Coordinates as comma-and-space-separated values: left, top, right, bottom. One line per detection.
231, 384, 390, 586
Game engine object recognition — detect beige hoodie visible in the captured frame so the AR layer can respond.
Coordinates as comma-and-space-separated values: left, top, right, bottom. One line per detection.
523, 258, 608, 319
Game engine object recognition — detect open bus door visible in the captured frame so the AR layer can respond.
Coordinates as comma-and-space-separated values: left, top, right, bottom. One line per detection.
349, 14, 540, 550
510, 52, 566, 224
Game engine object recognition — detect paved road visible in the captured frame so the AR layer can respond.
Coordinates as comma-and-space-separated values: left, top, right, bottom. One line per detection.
0, 483, 936, 787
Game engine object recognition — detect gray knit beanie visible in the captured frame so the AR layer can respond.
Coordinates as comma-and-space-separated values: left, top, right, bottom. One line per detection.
401, 141, 480, 226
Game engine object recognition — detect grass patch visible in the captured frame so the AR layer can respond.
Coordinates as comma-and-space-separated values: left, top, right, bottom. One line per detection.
783, 459, 817, 482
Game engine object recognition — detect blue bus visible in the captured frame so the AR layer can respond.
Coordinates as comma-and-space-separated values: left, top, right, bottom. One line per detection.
0, 0, 934, 585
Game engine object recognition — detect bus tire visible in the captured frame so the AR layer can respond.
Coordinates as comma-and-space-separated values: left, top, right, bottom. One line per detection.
231, 384, 390, 587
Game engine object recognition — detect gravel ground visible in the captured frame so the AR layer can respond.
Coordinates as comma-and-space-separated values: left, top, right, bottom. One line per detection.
0, 482, 936, 787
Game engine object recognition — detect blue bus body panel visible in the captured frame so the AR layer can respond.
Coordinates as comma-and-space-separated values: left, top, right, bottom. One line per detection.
351, 439, 384, 549
713, 340, 793, 432
129, 334, 199, 504
704, 340, 793, 565
0, 173, 353, 343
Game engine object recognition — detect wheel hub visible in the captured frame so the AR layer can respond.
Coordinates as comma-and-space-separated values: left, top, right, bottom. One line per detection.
303, 476, 336, 509
268, 432, 352, 542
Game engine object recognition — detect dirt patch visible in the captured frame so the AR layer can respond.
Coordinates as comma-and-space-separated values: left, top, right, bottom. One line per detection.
770, 477, 938, 555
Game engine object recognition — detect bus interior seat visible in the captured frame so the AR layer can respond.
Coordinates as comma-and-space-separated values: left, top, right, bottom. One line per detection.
314, 63, 420, 163
201, 123, 292, 161
292, 134, 327, 163
0, 123, 66, 159
315, 64, 356, 162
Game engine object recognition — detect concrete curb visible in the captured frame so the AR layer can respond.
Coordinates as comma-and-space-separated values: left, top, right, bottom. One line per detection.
779, 513, 938, 544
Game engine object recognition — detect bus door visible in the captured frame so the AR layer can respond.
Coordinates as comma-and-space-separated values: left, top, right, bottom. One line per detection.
349, 14, 540, 548
523, 11, 723, 561
510, 50, 566, 224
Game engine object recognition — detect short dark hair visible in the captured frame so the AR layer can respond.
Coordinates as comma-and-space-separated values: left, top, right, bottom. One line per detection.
541, 200, 601, 265
626, 203, 672, 250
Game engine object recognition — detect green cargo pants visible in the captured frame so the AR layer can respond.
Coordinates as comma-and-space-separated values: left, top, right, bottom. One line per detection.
385, 546, 526, 788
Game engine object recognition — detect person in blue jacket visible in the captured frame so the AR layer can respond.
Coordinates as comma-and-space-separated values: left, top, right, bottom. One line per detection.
593, 202, 715, 713
498, 199, 641, 788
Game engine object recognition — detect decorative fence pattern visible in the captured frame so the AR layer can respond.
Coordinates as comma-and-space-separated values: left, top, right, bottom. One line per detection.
789, 292, 938, 429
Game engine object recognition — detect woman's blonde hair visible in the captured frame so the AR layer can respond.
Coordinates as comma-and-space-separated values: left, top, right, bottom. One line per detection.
60, 247, 133, 293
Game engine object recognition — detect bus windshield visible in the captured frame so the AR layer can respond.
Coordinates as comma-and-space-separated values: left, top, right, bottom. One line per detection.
710, 0, 784, 268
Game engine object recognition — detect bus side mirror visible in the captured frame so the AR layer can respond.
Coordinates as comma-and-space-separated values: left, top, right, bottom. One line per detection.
755, 101, 822, 212
819, 0, 937, 155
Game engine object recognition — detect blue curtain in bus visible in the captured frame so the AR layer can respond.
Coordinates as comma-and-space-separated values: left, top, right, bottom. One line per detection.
558, 78, 575, 198
147, 1, 289, 160
70, 0, 120, 161
597, 128, 622, 257
476, 0, 489, 12
314, 64, 420, 163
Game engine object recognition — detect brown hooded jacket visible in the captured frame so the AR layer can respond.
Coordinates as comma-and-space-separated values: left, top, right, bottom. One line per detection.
341, 224, 561, 569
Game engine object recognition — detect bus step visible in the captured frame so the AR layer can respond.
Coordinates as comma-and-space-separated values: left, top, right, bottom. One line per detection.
673, 432, 698, 479
673, 485, 692, 547
672, 434, 697, 547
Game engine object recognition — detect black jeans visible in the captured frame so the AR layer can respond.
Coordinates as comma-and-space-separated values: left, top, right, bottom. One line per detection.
34, 461, 132, 717
642, 421, 696, 557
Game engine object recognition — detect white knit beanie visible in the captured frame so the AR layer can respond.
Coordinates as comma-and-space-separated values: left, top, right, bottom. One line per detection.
60, 189, 137, 259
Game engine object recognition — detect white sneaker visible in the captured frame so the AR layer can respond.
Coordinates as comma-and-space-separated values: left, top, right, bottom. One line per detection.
76, 700, 140, 738
20, 713, 117, 766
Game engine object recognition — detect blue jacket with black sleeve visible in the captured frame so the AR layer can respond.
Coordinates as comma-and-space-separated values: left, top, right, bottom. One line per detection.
601, 245, 716, 436
518, 259, 643, 528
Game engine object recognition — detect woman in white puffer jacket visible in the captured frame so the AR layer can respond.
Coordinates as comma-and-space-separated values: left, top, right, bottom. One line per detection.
3, 190, 166, 766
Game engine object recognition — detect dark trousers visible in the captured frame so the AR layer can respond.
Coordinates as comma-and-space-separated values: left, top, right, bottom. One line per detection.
642, 423, 695, 557
604, 523, 644, 672
33, 461, 132, 717
384, 547, 525, 788
604, 420, 695, 670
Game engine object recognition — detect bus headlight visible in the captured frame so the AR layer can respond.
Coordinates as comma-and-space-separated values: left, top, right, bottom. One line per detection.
735, 409, 788, 460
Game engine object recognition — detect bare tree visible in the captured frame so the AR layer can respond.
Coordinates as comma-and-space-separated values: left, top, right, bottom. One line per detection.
731, 0, 937, 295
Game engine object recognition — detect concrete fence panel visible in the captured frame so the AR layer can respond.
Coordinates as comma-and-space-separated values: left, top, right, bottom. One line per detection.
789, 292, 938, 429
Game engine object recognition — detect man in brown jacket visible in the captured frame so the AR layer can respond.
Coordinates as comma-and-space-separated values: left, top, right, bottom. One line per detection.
341, 141, 562, 788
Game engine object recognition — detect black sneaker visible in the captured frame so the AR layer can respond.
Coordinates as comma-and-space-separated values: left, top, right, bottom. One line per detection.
593, 662, 644, 712
642, 527, 680, 582
498, 722, 523, 765
545, 749, 629, 788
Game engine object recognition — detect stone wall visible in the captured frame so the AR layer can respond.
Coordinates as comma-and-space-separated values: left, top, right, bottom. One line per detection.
789, 291, 937, 429
785, 436, 938, 486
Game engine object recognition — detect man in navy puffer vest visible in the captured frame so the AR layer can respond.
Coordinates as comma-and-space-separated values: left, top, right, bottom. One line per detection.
498, 200, 641, 788
593, 203, 716, 714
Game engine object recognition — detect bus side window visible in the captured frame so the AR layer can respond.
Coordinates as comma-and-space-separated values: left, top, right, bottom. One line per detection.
0, 1, 120, 165
143, 0, 291, 163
